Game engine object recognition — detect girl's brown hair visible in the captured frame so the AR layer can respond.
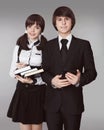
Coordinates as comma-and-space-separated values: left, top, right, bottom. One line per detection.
17, 14, 47, 50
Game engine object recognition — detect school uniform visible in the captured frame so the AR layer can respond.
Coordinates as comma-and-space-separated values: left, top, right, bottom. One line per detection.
7, 40, 46, 124
42, 34, 97, 130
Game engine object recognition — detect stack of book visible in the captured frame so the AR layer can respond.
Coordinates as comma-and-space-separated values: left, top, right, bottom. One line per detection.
14, 66, 44, 77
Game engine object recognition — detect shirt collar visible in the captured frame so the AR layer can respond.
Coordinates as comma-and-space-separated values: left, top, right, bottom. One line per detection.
28, 39, 39, 48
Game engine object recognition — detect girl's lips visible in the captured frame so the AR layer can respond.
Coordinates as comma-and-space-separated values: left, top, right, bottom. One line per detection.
29, 33, 36, 36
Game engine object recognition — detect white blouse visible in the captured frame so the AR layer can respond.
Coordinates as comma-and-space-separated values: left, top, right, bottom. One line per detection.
9, 41, 45, 85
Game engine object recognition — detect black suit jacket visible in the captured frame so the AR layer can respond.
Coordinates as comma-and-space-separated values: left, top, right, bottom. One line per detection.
42, 36, 97, 114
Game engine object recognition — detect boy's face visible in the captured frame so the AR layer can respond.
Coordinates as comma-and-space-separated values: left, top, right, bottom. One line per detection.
55, 16, 72, 37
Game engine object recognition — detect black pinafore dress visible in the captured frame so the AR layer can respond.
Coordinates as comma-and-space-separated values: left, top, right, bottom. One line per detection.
7, 45, 46, 124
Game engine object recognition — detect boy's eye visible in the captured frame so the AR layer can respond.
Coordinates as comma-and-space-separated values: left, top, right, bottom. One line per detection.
56, 17, 70, 21
56, 17, 62, 21
65, 17, 70, 20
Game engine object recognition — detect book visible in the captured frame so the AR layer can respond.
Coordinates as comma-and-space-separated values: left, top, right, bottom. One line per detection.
21, 68, 38, 76
14, 65, 31, 75
60, 70, 77, 79
24, 68, 44, 77
14, 65, 44, 77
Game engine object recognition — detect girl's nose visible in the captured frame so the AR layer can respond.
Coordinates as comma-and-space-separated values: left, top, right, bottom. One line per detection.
31, 27, 35, 32
31, 28, 35, 32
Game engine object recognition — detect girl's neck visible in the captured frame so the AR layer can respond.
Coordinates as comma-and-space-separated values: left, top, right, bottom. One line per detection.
28, 38, 38, 43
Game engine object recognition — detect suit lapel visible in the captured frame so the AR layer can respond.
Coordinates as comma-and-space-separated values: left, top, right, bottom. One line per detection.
65, 36, 77, 67
52, 38, 63, 66
51, 36, 77, 69
67, 35, 76, 55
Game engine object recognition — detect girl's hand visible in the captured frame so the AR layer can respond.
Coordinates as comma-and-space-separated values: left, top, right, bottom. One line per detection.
16, 62, 28, 69
15, 75, 33, 84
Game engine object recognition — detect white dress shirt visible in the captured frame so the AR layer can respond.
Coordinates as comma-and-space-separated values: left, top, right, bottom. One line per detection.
58, 34, 79, 87
58, 33, 72, 50
9, 39, 45, 85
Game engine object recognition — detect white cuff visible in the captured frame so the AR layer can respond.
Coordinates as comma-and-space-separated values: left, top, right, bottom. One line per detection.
75, 82, 80, 87
51, 84, 57, 89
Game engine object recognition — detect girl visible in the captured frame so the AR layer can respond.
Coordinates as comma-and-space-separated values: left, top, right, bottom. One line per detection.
7, 14, 47, 130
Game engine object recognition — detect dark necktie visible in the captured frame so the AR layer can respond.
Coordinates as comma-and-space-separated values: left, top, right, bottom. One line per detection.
60, 39, 68, 65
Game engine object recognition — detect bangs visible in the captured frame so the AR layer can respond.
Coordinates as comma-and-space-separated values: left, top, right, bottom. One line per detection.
25, 18, 41, 27
25, 14, 45, 32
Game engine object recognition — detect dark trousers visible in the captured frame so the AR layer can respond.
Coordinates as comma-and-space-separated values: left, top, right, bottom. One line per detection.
46, 108, 82, 130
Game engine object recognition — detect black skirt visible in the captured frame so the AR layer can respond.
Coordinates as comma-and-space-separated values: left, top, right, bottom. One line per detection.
7, 81, 46, 124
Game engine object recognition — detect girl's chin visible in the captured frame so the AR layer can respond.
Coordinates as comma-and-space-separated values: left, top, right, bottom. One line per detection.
29, 36, 37, 40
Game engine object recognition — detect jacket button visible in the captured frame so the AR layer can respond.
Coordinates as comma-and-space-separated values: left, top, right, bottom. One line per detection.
25, 84, 28, 87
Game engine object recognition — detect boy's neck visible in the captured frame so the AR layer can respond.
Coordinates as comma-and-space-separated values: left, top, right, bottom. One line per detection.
58, 32, 71, 39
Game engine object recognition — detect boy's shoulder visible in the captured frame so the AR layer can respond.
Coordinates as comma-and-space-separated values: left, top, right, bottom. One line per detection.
73, 35, 89, 43
48, 37, 58, 43
46, 37, 58, 47
73, 35, 90, 47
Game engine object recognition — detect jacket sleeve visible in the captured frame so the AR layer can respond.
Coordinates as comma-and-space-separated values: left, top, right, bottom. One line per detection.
79, 41, 97, 87
41, 44, 53, 86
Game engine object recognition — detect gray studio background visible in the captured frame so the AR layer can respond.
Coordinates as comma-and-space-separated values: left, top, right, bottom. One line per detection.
0, 0, 104, 130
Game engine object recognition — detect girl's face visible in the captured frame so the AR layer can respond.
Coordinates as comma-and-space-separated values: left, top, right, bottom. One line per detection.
55, 16, 72, 37
26, 22, 42, 41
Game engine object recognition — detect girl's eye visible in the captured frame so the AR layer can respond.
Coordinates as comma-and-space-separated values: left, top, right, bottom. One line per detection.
36, 26, 40, 29
28, 25, 32, 28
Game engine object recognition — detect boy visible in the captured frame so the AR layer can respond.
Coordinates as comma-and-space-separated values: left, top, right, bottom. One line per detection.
42, 6, 97, 130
